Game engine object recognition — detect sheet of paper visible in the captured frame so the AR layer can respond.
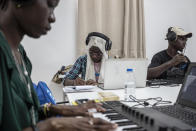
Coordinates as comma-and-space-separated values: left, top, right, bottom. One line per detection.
63, 85, 97, 93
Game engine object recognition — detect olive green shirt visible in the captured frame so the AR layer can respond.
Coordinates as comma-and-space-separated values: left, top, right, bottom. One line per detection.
0, 32, 40, 131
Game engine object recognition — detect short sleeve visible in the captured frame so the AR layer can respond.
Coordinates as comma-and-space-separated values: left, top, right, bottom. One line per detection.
148, 54, 162, 68
65, 56, 84, 79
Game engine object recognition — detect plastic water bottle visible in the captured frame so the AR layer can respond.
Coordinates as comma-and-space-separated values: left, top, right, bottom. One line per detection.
124, 68, 136, 101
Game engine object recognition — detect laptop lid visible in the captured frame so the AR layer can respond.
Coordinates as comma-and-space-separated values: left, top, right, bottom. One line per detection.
176, 63, 196, 109
103, 58, 148, 89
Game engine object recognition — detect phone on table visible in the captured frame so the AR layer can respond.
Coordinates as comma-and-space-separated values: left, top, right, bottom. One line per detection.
75, 99, 89, 105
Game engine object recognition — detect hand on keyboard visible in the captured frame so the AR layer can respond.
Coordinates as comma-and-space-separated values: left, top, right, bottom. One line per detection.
79, 100, 106, 113
39, 117, 117, 131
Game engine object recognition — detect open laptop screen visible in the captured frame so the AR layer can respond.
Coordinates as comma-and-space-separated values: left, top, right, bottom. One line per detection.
177, 63, 196, 109
103, 58, 148, 89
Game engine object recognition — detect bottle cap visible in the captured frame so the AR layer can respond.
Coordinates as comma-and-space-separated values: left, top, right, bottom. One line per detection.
95, 72, 100, 77
127, 68, 133, 72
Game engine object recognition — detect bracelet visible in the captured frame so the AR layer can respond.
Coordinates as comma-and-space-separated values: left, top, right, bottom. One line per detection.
43, 103, 52, 117
32, 125, 39, 131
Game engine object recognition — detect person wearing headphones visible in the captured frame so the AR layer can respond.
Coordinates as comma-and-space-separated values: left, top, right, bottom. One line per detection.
63, 32, 112, 86
147, 27, 192, 83
0, 0, 117, 131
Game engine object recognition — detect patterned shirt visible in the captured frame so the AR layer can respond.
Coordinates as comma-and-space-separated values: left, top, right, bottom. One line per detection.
65, 55, 87, 80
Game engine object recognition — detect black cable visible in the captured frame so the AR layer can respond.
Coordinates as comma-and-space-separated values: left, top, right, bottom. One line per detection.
152, 100, 172, 107
121, 95, 172, 108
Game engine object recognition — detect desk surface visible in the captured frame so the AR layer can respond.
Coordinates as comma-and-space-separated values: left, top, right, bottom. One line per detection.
65, 85, 181, 106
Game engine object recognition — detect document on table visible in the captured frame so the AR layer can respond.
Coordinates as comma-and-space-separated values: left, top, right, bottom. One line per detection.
63, 85, 96, 93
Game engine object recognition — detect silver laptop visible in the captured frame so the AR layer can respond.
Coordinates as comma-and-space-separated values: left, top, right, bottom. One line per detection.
100, 58, 148, 90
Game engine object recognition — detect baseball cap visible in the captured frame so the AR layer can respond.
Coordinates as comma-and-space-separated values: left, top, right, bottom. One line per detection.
171, 27, 192, 38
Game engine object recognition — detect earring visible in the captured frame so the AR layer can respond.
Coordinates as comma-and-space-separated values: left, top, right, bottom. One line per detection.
16, 4, 21, 8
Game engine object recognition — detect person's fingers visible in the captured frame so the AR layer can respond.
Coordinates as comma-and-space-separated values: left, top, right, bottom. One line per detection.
83, 112, 93, 117
93, 118, 111, 124
86, 100, 95, 104
79, 81, 85, 85
88, 118, 117, 131
78, 118, 97, 131
92, 103, 105, 112
75, 118, 96, 131
72, 107, 94, 117
178, 57, 187, 63
79, 118, 116, 131
75, 123, 96, 131
76, 79, 85, 85
173, 55, 187, 64
85, 101, 106, 112
182, 56, 188, 62
86, 81, 93, 85
93, 82, 98, 85
96, 106, 106, 112
73, 110, 90, 116
93, 125, 117, 131
86, 80, 96, 85
77, 122, 96, 131
92, 118, 118, 130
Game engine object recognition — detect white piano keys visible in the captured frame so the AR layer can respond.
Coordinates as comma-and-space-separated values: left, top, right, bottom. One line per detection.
93, 112, 139, 131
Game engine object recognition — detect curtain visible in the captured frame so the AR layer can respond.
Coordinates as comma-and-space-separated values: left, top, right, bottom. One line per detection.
77, 0, 146, 58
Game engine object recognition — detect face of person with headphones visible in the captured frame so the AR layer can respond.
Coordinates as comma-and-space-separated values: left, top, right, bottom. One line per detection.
86, 32, 112, 63
170, 35, 187, 52
89, 46, 103, 63
166, 27, 192, 66
167, 27, 192, 53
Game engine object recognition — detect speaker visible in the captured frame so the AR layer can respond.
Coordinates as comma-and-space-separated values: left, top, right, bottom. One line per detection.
166, 27, 177, 41
86, 32, 112, 51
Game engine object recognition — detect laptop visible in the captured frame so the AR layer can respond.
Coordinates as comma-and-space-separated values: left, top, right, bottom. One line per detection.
135, 63, 196, 130
100, 58, 148, 89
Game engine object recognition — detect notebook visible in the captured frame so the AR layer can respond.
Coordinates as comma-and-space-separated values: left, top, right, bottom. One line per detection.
100, 58, 148, 89
136, 63, 196, 130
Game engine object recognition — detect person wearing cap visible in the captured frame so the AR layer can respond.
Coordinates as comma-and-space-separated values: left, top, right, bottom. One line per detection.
63, 32, 112, 86
147, 27, 192, 83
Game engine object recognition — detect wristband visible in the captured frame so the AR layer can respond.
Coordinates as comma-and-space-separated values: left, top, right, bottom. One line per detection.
43, 103, 52, 117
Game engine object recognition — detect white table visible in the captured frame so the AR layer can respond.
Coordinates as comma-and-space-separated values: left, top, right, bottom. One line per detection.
63, 85, 182, 131
64, 85, 181, 106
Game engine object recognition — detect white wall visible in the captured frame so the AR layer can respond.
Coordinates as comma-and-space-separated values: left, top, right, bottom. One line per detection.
22, 0, 196, 85
22, 0, 78, 84
144, 0, 196, 64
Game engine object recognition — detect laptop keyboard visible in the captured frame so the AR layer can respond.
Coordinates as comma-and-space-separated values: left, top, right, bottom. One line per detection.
146, 79, 182, 87
153, 106, 196, 126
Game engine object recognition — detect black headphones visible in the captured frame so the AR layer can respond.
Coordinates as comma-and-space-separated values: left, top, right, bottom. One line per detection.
166, 27, 177, 42
86, 32, 112, 51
